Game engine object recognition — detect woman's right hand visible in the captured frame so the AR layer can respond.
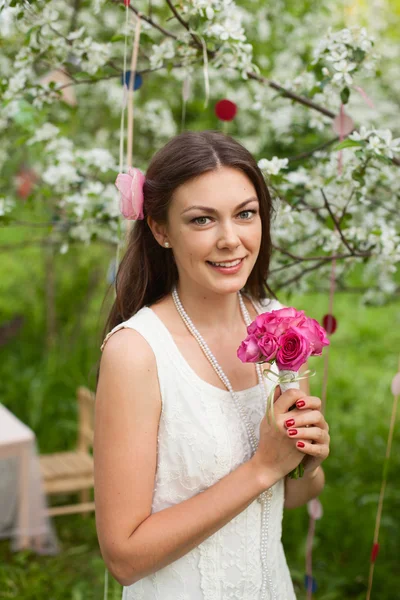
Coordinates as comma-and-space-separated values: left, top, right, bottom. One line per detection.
251, 387, 307, 484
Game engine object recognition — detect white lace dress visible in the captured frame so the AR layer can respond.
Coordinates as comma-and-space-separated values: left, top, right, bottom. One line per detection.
101, 296, 297, 600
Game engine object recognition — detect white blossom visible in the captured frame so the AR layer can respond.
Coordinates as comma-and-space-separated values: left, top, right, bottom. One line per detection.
258, 157, 289, 176
27, 123, 60, 145
0, 197, 15, 216
332, 60, 356, 85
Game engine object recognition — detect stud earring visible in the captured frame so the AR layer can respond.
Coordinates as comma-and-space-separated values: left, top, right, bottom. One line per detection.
164, 241, 170, 248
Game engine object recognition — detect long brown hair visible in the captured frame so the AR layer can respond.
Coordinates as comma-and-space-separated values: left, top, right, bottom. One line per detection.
101, 129, 277, 346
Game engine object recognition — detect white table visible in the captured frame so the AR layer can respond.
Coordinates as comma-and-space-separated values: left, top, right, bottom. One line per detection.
0, 404, 59, 554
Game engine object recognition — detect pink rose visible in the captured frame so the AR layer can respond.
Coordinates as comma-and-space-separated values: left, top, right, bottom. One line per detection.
296, 318, 330, 355
237, 335, 262, 363
276, 327, 312, 371
250, 308, 306, 338
258, 333, 279, 362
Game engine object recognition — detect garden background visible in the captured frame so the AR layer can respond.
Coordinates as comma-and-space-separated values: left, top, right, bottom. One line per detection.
0, 0, 399, 599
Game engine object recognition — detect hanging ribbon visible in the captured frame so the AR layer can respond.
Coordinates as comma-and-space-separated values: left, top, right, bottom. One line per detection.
354, 86, 375, 109
198, 34, 210, 109
303, 253, 337, 597
366, 357, 400, 600
181, 73, 191, 131
126, 13, 141, 170
305, 498, 323, 599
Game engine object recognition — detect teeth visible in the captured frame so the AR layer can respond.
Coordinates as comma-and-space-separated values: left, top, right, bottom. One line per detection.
211, 259, 242, 267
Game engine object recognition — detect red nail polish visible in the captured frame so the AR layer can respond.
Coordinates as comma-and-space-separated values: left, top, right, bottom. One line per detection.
288, 429, 297, 436
297, 441, 305, 448
296, 400, 306, 408
285, 419, 295, 428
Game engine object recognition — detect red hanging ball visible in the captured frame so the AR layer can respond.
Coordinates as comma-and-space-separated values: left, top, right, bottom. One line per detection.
124, 0, 130, 6
371, 542, 380, 563
322, 314, 337, 335
215, 99, 237, 121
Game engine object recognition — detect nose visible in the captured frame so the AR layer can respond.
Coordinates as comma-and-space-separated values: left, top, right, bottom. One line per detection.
216, 220, 241, 251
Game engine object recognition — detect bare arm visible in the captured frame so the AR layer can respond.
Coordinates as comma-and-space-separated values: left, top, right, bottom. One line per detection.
94, 329, 278, 587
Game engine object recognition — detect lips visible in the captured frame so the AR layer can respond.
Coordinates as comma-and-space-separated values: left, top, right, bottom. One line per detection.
207, 258, 244, 267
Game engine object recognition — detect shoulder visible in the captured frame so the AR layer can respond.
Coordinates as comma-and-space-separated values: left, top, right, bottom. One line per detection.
100, 321, 157, 377
253, 296, 288, 313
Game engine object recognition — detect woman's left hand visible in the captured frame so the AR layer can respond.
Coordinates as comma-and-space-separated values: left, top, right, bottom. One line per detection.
283, 395, 330, 475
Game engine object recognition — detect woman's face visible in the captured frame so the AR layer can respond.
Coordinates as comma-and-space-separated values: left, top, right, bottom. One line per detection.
166, 166, 262, 296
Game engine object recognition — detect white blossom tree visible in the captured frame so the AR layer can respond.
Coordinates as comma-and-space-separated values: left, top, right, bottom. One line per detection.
1, 0, 399, 307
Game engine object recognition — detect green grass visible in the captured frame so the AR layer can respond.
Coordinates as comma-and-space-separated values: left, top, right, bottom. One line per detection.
0, 227, 399, 599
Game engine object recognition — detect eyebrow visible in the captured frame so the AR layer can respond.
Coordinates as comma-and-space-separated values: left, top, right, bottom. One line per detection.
181, 197, 258, 216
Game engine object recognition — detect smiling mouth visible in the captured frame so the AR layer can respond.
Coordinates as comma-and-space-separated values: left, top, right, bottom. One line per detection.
207, 258, 245, 267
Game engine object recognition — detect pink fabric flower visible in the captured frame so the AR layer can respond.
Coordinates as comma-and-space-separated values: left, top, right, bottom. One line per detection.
276, 327, 312, 371
237, 335, 262, 363
258, 333, 279, 362
296, 317, 330, 355
115, 167, 145, 220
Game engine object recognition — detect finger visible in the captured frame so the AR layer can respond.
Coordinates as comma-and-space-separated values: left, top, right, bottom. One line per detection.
293, 395, 322, 411
286, 426, 330, 444
274, 388, 305, 414
273, 385, 281, 404
295, 440, 330, 459
283, 410, 328, 430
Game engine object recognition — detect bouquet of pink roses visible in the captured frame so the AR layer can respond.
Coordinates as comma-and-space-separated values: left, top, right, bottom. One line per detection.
237, 306, 330, 479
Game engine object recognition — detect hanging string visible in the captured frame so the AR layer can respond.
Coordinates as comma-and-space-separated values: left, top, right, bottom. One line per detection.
304, 253, 337, 598
321, 256, 336, 413
114, 1, 131, 284
181, 74, 191, 131
366, 355, 400, 600
198, 34, 210, 109
126, 14, 141, 170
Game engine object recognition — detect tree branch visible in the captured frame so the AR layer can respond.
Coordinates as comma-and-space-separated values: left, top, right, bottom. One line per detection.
165, 0, 204, 51
247, 71, 336, 119
112, 0, 178, 40
275, 260, 329, 289
271, 244, 370, 263
287, 136, 339, 162
320, 187, 371, 257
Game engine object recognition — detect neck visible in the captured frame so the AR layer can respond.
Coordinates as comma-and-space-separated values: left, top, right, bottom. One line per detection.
173, 282, 246, 333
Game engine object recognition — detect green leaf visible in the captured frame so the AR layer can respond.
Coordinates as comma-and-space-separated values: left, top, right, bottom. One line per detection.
340, 86, 350, 104
353, 48, 366, 63
333, 139, 363, 151
110, 34, 125, 43
12, 100, 38, 130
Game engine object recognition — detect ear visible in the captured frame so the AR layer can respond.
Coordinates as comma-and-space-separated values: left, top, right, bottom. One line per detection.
147, 216, 169, 248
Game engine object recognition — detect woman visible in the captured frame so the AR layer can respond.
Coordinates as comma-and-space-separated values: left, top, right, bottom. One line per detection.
94, 130, 330, 599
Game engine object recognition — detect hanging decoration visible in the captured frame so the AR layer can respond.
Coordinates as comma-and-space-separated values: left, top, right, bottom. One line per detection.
121, 70, 143, 91
215, 98, 237, 121
181, 73, 191, 131
215, 98, 237, 133
305, 498, 323, 598
304, 254, 338, 598
322, 314, 337, 335
366, 359, 400, 600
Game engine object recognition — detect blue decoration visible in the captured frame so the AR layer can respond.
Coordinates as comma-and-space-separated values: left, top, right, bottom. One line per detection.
121, 71, 143, 90
304, 575, 317, 593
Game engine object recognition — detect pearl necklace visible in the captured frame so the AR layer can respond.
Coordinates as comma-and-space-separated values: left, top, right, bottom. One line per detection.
171, 285, 276, 600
